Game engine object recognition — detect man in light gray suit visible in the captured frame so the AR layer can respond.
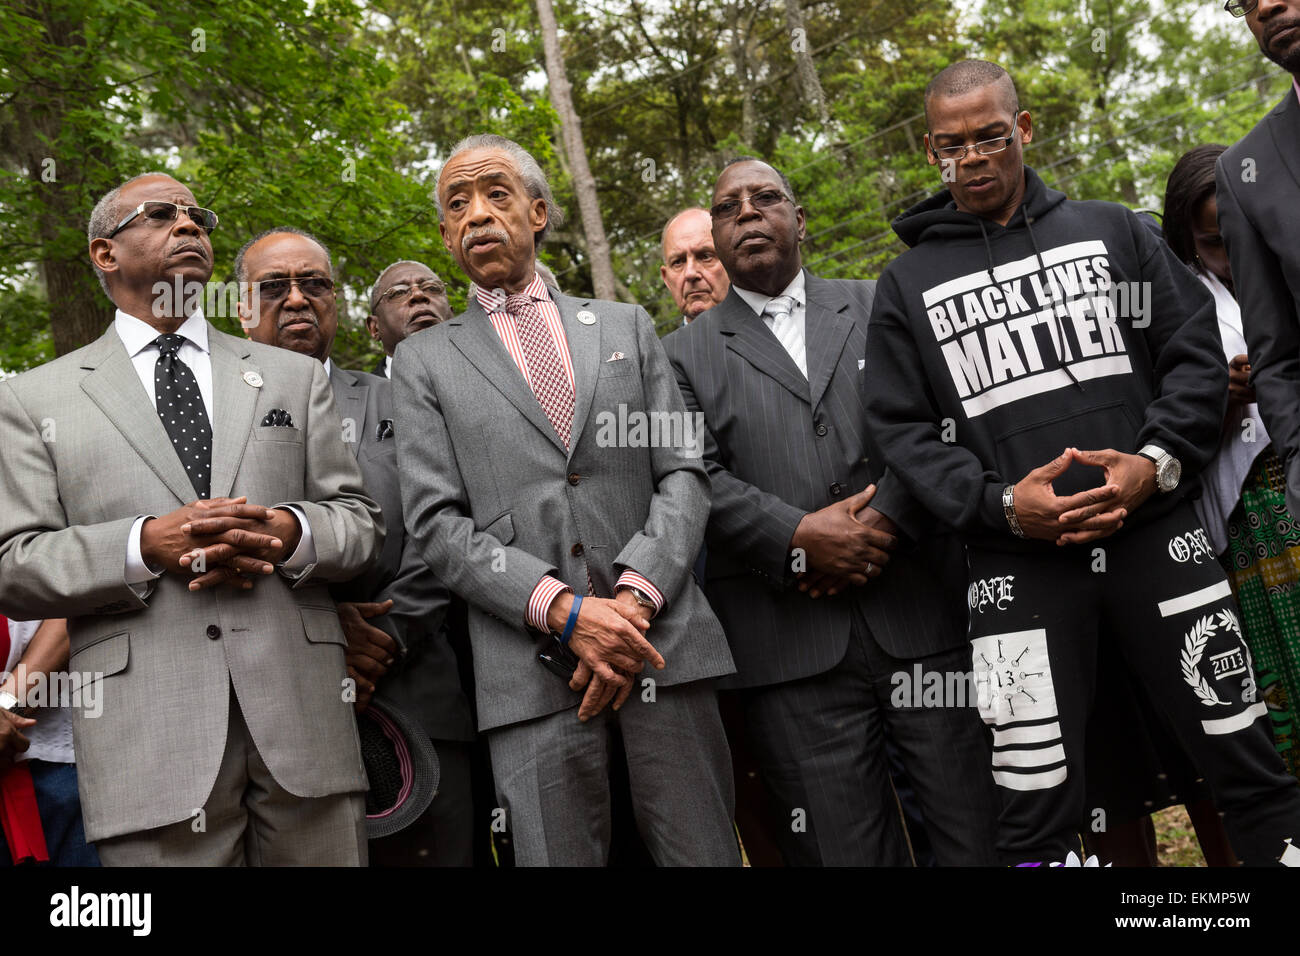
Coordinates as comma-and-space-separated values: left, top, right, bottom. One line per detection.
236, 226, 476, 866
393, 134, 739, 866
0, 173, 382, 865
663, 158, 998, 865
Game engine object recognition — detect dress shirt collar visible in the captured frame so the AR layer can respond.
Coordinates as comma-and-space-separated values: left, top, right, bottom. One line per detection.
384, 354, 392, 378
323, 357, 333, 378
114, 307, 210, 359
733, 269, 806, 319
471, 272, 550, 314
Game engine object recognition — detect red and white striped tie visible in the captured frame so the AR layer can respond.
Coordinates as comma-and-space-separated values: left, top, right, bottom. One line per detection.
507, 293, 574, 448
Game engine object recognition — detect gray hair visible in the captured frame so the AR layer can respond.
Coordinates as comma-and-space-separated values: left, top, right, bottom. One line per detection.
369, 258, 436, 312
86, 171, 176, 296
435, 134, 565, 246
233, 226, 333, 286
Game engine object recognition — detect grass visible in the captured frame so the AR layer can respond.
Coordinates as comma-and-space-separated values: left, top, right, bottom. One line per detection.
1153, 805, 1207, 867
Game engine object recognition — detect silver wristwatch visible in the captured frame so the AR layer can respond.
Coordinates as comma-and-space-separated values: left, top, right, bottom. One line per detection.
621, 585, 657, 613
1137, 444, 1181, 494
1002, 485, 1026, 538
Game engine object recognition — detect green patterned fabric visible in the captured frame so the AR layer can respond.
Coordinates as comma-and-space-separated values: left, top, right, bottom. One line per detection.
1224, 447, 1300, 781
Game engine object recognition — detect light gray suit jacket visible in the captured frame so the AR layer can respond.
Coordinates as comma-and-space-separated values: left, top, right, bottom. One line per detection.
0, 323, 383, 842
392, 290, 735, 731
328, 363, 474, 742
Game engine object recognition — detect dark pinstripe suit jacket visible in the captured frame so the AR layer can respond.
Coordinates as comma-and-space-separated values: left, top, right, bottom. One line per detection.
662, 271, 968, 690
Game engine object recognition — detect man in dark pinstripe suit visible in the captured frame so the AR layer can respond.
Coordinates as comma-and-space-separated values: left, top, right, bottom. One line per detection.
662, 157, 998, 865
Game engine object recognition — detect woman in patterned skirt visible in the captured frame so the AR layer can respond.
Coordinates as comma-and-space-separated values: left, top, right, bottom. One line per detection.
1165, 144, 1300, 781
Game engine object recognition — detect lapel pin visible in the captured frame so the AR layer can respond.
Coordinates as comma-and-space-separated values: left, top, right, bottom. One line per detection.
243, 370, 264, 388
577, 310, 596, 325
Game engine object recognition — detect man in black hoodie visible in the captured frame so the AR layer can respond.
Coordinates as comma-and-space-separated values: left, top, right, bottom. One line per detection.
864, 59, 1300, 865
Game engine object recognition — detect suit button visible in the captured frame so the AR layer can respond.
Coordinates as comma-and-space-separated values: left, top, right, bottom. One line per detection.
206, 624, 221, 640
829, 482, 843, 496
571, 543, 584, 557
567, 473, 581, 486
815, 423, 828, 437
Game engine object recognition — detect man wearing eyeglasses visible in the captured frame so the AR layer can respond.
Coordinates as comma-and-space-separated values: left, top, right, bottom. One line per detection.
0, 173, 383, 865
660, 157, 998, 866
863, 59, 1300, 865
235, 227, 476, 866
1217, 0, 1300, 519
366, 261, 455, 379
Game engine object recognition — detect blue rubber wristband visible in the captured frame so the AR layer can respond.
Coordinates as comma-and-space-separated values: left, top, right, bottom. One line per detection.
560, 593, 583, 645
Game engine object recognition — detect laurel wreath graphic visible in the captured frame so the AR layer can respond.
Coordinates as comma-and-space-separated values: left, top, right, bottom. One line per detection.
1182, 613, 1230, 707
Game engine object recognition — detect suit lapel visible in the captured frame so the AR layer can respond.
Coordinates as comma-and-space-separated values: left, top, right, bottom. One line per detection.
329, 363, 369, 459
207, 330, 260, 500
449, 298, 569, 455
716, 288, 810, 404
803, 273, 854, 412
555, 293, 600, 464
79, 327, 196, 506
1267, 93, 1300, 197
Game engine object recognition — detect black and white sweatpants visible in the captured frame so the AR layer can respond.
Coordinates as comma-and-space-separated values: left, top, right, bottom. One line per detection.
965, 501, 1300, 865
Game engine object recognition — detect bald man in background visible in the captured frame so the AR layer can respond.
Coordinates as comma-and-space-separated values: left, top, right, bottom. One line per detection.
660, 208, 730, 324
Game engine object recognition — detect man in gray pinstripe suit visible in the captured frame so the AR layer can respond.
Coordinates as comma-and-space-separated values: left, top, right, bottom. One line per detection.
663, 157, 998, 865
393, 134, 739, 866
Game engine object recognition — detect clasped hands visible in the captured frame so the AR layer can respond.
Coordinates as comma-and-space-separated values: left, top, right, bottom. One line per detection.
140, 495, 302, 592
791, 484, 899, 599
1011, 447, 1156, 545
545, 590, 666, 723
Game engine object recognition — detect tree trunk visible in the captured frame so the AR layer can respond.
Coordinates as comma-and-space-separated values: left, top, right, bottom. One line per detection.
13, 1, 114, 354
784, 0, 829, 127
535, 0, 617, 301
729, 3, 757, 147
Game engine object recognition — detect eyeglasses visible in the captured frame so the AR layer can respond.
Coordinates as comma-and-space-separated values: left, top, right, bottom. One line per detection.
1224, 0, 1257, 16
108, 200, 219, 239
710, 189, 792, 220
252, 275, 335, 302
380, 279, 446, 303
929, 114, 1022, 161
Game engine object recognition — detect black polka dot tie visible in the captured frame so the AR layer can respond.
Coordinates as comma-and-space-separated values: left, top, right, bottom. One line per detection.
154, 333, 212, 499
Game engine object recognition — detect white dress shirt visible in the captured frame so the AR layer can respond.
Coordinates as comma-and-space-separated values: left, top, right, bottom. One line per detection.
114, 309, 315, 596
734, 270, 808, 378
3, 619, 73, 764
384, 354, 392, 379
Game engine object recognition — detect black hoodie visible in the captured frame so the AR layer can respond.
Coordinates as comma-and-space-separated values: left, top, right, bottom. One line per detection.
864, 167, 1226, 551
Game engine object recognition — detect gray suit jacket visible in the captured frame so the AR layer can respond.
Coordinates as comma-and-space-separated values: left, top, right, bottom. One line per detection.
662, 272, 968, 689
1218, 90, 1300, 517
328, 363, 474, 742
392, 290, 735, 731
0, 324, 383, 842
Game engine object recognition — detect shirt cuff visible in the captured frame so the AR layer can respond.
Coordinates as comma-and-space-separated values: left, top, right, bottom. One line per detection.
616, 570, 664, 616
125, 515, 163, 598
276, 505, 316, 579
528, 575, 572, 632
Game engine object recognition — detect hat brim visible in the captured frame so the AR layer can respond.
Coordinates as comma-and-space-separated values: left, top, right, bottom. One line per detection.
360, 698, 440, 840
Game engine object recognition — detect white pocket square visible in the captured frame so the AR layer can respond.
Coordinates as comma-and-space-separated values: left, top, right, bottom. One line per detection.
858, 359, 866, 370
606, 352, 626, 362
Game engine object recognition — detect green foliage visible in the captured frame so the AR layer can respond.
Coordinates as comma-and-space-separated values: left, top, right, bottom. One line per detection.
0, 0, 1291, 369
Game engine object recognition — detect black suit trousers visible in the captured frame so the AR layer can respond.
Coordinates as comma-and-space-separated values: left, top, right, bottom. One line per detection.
740, 604, 999, 866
